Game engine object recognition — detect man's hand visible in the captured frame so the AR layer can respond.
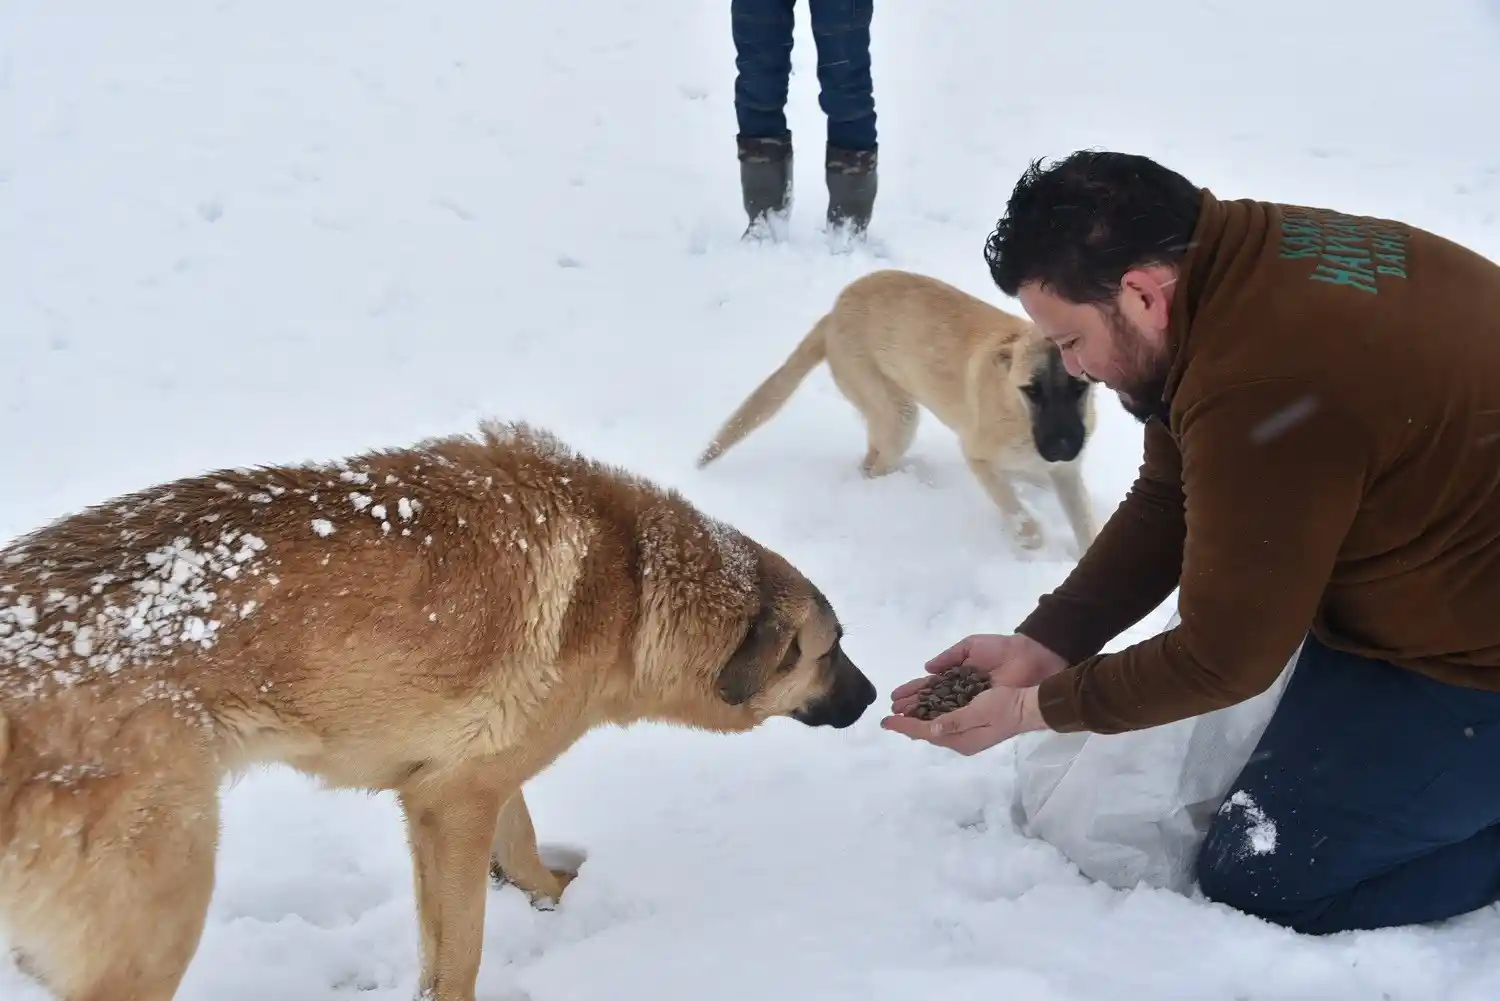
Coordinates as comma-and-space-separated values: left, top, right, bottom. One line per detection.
880, 684, 1048, 755
880, 633, 1067, 756
888, 632, 1067, 707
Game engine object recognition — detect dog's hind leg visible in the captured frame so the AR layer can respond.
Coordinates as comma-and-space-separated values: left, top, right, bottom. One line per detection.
1047, 460, 1097, 556
963, 451, 1044, 550
489, 788, 576, 907
10, 763, 220, 1001
826, 356, 919, 477
858, 395, 919, 478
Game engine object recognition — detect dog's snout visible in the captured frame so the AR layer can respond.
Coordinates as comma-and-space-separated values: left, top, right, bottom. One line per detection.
1032, 408, 1087, 462
843, 664, 878, 720
1029, 383, 1090, 464
1036, 430, 1084, 463
792, 650, 877, 729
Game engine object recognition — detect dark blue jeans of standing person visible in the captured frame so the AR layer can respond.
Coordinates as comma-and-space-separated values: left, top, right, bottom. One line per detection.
731, 0, 877, 151
1196, 634, 1500, 935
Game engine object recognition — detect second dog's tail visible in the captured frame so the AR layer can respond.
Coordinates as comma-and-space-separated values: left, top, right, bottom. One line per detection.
697, 316, 831, 467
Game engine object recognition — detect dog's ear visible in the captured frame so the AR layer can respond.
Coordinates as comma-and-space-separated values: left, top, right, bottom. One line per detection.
717, 594, 795, 706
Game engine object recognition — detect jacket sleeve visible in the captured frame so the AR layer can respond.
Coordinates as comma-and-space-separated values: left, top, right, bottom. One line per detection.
1035, 379, 1372, 734
1014, 416, 1187, 664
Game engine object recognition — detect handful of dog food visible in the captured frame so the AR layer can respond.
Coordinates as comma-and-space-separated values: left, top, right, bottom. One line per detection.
906, 666, 992, 720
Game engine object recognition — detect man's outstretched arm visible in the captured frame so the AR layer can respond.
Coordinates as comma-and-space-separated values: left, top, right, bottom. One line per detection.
1016, 416, 1187, 664
1035, 379, 1371, 734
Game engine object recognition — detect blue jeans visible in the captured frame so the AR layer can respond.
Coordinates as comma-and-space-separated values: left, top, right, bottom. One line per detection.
731, 0, 877, 151
1197, 634, 1500, 934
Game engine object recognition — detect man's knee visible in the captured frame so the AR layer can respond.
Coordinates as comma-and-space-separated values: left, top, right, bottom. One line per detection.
1194, 793, 1327, 933
1196, 842, 1297, 929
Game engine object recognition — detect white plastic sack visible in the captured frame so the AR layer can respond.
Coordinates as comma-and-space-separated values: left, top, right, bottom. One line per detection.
1010, 611, 1299, 893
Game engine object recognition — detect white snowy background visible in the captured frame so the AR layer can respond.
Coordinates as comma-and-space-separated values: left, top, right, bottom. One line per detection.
6, 0, 1500, 998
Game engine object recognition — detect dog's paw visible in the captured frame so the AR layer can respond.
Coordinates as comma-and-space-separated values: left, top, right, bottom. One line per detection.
492, 843, 586, 910
492, 865, 576, 910
543, 867, 578, 902
1011, 516, 1045, 550
515, 869, 577, 912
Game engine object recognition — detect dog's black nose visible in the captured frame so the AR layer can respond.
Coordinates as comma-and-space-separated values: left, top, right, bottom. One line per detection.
792, 658, 878, 729
1037, 432, 1084, 463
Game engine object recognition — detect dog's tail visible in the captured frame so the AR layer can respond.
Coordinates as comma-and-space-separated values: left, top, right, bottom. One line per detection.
697, 315, 831, 467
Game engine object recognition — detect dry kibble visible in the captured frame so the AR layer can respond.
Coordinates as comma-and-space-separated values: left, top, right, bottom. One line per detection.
906, 666, 991, 721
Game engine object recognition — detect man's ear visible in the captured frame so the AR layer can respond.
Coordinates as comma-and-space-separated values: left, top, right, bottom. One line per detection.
717, 593, 794, 706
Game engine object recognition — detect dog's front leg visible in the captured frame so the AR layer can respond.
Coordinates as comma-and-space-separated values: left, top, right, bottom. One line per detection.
490, 788, 577, 906
399, 760, 509, 1001
964, 452, 1043, 549
1047, 460, 1097, 556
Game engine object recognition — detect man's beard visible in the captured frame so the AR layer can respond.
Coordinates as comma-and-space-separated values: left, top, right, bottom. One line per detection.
1102, 304, 1170, 425
1117, 386, 1168, 426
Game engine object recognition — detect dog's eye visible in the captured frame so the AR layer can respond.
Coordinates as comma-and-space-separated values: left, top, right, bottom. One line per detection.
1021, 384, 1042, 401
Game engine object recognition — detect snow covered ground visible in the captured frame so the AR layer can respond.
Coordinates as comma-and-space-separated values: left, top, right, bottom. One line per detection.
6, 0, 1500, 997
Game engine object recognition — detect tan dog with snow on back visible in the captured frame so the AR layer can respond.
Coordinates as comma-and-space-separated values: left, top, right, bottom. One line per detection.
0, 419, 876, 1001
697, 269, 1099, 554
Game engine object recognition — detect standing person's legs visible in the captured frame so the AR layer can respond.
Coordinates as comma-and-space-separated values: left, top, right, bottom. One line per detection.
807, 0, 877, 233
731, 0, 797, 232
1196, 635, 1500, 934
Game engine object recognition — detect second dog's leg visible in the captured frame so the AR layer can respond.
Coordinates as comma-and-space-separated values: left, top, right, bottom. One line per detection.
1048, 460, 1097, 556
825, 354, 919, 477
489, 788, 577, 906
859, 397, 920, 477
964, 452, 1043, 549
400, 761, 509, 1001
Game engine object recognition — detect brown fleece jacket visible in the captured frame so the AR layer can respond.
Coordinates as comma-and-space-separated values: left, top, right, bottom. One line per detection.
1021, 189, 1500, 734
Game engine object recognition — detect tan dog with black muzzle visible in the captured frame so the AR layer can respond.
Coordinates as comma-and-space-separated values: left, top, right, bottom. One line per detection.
698, 269, 1099, 554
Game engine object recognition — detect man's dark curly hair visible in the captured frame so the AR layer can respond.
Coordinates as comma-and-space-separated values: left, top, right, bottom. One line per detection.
984, 150, 1203, 305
